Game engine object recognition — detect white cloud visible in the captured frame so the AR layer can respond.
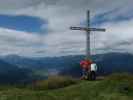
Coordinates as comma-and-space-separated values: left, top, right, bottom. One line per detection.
0, 28, 46, 56
93, 19, 133, 54
0, 0, 132, 56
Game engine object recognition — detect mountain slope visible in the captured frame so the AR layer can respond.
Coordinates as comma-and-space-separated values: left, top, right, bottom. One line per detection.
2, 52, 133, 78
60, 53, 133, 77
1, 55, 83, 71
0, 59, 31, 84
0, 73, 132, 100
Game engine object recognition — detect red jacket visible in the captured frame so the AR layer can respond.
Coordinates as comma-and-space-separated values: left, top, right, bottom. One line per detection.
80, 60, 92, 70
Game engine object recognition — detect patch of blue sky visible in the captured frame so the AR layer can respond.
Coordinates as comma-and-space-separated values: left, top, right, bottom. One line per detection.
0, 14, 48, 34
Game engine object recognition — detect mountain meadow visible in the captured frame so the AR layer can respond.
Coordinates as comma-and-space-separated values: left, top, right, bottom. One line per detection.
0, 73, 132, 100
0, 53, 132, 99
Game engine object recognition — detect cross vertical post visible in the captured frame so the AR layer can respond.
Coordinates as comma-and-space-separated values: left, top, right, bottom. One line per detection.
70, 10, 106, 60
86, 10, 90, 60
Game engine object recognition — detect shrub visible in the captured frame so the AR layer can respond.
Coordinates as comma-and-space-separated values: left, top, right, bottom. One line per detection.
30, 76, 78, 90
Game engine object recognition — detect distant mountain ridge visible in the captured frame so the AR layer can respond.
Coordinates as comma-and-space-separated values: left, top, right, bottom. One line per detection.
1, 54, 84, 71
60, 53, 133, 77
1, 52, 133, 78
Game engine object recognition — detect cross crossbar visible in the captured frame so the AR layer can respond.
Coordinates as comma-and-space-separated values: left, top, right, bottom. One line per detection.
70, 27, 106, 32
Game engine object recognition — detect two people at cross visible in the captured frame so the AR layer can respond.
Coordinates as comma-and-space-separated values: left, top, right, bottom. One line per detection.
80, 59, 97, 80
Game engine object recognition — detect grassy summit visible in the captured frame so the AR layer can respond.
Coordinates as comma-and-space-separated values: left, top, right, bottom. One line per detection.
0, 73, 133, 100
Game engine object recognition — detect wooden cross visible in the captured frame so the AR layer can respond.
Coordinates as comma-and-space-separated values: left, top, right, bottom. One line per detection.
70, 10, 106, 60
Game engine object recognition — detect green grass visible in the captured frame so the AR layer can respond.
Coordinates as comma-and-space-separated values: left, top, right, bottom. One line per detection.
0, 73, 133, 100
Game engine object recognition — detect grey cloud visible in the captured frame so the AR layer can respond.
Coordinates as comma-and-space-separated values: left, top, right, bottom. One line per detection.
0, 0, 42, 11
0, 0, 133, 56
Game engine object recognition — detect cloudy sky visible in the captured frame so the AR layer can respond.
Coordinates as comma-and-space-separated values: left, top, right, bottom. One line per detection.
0, 0, 132, 57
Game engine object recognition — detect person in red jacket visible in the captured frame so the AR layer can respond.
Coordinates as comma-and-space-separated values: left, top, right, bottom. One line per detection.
80, 59, 93, 79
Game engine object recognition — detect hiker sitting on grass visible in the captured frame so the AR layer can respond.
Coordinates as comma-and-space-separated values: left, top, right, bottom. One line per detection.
80, 59, 97, 80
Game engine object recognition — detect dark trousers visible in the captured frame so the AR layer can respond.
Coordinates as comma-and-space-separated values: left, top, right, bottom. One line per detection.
82, 69, 96, 80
